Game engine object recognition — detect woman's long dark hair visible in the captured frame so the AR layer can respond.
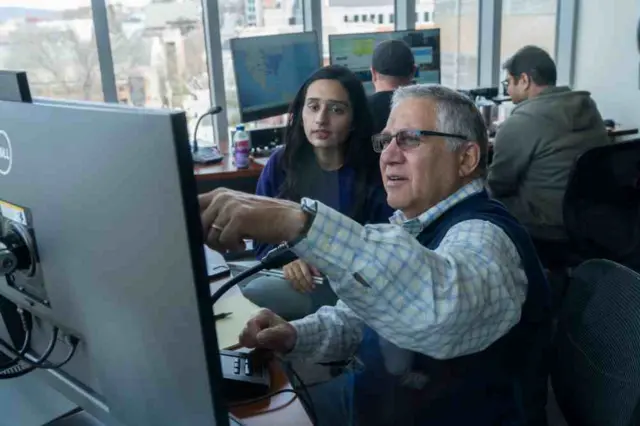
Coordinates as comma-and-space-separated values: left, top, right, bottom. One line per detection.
279, 65, 379, 223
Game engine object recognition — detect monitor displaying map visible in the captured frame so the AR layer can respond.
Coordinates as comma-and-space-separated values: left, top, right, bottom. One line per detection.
230, 31, 322, 123
329, 29, 441, 94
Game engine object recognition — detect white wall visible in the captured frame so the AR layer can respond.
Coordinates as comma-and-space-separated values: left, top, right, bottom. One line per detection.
573, 0, 640, 127
573, 0, 640, 128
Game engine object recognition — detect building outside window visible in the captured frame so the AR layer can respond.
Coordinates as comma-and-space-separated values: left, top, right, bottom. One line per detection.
501, 0, 557, 64
419, 0, 479, 89
0, 1, 104, 101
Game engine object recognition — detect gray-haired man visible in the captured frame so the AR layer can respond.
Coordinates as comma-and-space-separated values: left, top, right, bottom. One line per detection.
200, 85, 551, 426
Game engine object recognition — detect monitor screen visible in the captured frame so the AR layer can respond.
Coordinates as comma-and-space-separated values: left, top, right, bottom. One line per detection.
329, 29, 441, 94
230, 31, 321, 123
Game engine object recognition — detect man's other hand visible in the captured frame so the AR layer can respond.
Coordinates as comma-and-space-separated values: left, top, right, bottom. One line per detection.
199, 188, 307, 252
238, 309, 297, 353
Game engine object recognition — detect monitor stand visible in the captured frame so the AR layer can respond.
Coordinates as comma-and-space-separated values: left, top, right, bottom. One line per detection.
43, 408, 103, 426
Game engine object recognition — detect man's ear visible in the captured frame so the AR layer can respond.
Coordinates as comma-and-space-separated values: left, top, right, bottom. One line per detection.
371, 67, 378, 83
519, 72, 531, 89
458, 142, 481, 178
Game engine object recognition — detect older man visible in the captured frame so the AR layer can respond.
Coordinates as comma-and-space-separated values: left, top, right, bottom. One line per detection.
200, 85, 551, 426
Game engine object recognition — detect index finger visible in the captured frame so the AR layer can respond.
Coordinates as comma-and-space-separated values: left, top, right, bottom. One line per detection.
198, 192, 215, 213
238, 309, 275, 348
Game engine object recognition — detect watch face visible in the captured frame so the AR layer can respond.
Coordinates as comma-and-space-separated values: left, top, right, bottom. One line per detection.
302, 198, 317, 214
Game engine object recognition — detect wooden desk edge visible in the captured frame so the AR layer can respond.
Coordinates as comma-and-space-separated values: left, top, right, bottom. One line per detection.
194, 157, 265, 182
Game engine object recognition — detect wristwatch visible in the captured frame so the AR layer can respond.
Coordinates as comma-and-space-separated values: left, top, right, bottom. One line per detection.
290, 198, 317, 246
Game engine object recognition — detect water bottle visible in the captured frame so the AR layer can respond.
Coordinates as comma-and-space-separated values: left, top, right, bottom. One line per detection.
233, 124, 251, 169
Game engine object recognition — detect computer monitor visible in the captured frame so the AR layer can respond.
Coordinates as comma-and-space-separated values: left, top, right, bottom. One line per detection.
230, 31, 322, 123
329, 29, 441, 94
0, 92, 230, 424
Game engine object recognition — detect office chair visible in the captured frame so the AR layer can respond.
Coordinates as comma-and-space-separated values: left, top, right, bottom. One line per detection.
550, 259, 640, 426
563, 139, 640, 272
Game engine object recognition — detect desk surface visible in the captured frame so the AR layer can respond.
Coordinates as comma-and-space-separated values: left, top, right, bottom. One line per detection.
194, 156, 264, 182
209, 277, 313, 426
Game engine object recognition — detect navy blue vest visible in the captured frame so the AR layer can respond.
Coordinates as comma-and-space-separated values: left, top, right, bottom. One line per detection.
353, 191, 552, 426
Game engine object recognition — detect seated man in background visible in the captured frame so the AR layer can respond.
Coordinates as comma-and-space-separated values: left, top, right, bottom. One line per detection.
488, 45, 610, 241
200, 85, 551, 426
368, 39, 416, 134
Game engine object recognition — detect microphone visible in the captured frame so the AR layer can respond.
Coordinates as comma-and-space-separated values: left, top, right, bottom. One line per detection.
210, 243, 291, 305
193, 105, 223, 153
191, 106, 224, 164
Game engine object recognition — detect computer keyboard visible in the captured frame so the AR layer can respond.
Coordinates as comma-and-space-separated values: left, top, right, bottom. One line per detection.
192, 145, 224, 164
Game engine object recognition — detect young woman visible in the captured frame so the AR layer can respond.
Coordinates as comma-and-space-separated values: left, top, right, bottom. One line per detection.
241, 65, 392, 320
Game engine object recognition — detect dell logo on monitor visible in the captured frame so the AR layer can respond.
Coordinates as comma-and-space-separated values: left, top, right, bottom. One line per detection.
0, 130, 12, 176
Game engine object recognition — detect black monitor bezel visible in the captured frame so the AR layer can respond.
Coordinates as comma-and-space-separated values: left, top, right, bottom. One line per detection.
229, 30, 322, 123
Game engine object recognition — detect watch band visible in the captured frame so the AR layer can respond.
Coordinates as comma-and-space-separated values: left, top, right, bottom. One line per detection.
289, 198, 317, 247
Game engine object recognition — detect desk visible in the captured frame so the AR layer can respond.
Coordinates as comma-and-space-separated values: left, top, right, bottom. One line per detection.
194, 156, 264, 182
209, 277, 313, 426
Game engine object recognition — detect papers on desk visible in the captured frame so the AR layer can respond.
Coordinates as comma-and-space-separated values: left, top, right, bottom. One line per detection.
213, 292, 261, 350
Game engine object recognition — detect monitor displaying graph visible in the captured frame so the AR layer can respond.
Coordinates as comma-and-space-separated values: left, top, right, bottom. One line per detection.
329, 29, 441, 94
230, 31, 322, 123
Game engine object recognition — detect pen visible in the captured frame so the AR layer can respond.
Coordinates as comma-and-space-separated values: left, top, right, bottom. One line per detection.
214, 312, 232, 321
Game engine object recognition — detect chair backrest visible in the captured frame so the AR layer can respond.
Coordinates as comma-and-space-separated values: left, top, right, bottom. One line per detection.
563, 140, 640, 271
551, 259, 640, 426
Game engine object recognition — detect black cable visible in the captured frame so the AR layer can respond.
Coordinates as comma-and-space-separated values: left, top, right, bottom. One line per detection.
0, 336, 79, 380
0, 326, 58, 368
280, 358, 318, 425
0, 308, 31, 370
37, 336, 79, 370
227, 388, 299, 407
0, 333, 79, 370
211, 242, 292, 306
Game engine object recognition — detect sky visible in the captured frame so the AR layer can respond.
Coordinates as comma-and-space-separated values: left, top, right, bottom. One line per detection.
0, 0, 150, 10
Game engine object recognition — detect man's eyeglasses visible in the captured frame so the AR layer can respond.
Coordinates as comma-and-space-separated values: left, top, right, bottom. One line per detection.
372, 130, 468, 153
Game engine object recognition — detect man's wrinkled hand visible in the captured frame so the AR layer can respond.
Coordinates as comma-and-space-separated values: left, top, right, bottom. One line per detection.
283, 259, 317, 293
198, 188, 307, 253
238, 309, 297, 353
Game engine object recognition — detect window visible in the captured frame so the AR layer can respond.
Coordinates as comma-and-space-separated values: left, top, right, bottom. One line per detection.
0, 2, 103, 101
218, 0, 302, 129
105, 1, 211, 143
322, 1, 395, 60
501, 0, 557, 64
418, 0, 479, 89
389, 13, 394, 23
344, 15, 349, 22
424, 12, 430, 22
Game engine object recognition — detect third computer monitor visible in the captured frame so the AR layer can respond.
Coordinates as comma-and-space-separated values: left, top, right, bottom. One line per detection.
230, 31, 322, 123
329, 28, 441, 94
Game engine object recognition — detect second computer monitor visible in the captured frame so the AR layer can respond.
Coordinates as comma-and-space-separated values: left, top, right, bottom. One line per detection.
329, 28, 441, 93
230, 31, 322, 123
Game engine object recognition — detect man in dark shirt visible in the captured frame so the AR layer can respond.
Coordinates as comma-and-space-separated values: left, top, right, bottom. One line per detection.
368, 39, 416, 134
